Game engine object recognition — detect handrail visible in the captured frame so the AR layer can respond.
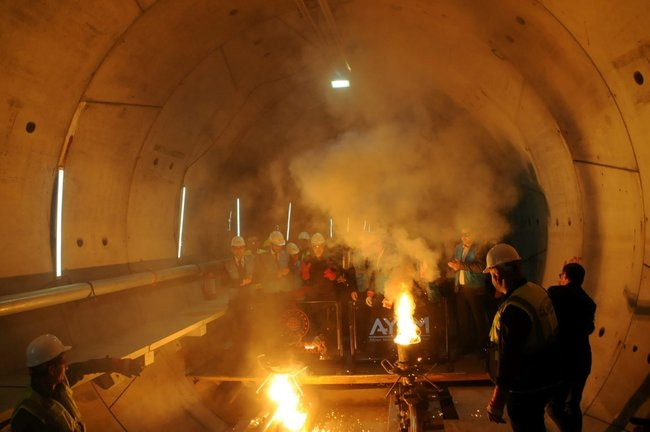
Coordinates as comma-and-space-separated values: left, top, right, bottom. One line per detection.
0, 263, 217, 318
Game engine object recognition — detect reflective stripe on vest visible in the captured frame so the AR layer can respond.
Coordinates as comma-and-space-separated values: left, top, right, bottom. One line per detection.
489, 282, 558, 352
12, 380, 84, 432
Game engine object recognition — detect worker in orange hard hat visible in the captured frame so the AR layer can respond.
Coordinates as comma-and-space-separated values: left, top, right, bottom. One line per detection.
11, 334, 143, 432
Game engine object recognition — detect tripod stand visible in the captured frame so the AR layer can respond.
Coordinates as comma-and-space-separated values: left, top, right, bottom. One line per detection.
381, 344, 445, 432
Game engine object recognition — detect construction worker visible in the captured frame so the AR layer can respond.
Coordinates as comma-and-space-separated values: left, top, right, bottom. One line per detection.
483, 243, 560, 431
258, 230, 289, 291
11, 334, 142, 432
547, 262, 596, 432
286, 242, 303, 292
223, 236, 254, 289
297, 231, 311, 259
301, 233, 339, 301
245, 235, 265, 257
357, 236, 388, 308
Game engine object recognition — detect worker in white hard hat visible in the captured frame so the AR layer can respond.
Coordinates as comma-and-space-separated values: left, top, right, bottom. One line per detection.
297, 231, 311, 259
301, 233, 345, 301
285, 242, 303, 293
286, 242, 301, 268
11, 334, 142, 432
223, 236, 254, 289
258, 230, 289, 291
244, 235, 266, 258
482, 243, 561, 430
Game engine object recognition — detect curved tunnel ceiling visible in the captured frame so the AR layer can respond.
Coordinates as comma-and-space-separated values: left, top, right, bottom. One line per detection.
1, 0, 649, 429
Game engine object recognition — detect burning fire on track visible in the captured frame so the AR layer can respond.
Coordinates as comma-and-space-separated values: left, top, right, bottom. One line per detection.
393, 287, 421, 346
265, 374, 308, 431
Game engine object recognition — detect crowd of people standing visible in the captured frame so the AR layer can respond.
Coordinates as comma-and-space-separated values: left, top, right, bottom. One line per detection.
220, 228, 597, 432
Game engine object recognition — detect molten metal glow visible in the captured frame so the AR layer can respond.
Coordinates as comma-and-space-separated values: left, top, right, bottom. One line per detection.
394, 289, 421, 345
267, 374, 307, 431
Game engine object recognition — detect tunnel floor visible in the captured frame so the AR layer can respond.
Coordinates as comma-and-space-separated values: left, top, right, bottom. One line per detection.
232, 385, 553, 431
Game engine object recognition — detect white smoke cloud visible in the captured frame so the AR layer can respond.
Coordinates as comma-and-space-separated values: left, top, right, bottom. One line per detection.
289, 111, 521, 300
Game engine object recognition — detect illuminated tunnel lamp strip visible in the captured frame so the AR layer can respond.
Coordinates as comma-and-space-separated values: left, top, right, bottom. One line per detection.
286, 202, 292, 241
331, 79, 350, 88
236, 198, 241, 237
55, 168, 64, 277
177, 186, 186, 259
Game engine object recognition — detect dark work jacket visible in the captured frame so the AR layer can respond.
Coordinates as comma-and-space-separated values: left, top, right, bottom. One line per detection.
547, 282, 596, 377
12, 358, 118, 432
489, 278, 561, 392
301, 252, 338, 301
222, 255, 254, 289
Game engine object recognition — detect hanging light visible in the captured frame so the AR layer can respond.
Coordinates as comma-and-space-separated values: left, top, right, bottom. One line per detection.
331, 79, 350, 88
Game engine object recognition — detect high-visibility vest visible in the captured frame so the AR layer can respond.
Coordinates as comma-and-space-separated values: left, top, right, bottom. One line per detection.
12, 379, 84, 432
490, 282, 558, 352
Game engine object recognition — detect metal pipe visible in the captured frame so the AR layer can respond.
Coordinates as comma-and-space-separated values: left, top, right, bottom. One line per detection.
91, 272, 156, 296
0, 264, 203, 318
0, 283, 92, 317
155, 264, 199, 283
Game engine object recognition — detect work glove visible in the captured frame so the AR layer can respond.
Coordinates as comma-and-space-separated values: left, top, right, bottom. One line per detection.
323, 268, 337, 281
365, 290, 375, 307
112, 358, 143, 378
382, 298, 393, 309
486, 386, 507, 424
351, 291, 359, 301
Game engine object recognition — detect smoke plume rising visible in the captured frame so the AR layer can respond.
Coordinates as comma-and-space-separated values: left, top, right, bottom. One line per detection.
289, 108, 522, 300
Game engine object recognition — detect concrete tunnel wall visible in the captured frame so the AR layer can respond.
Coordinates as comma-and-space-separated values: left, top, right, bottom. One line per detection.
0, 0, 648, 430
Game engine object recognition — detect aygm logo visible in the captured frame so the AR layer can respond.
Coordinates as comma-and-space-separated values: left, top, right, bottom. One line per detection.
368, 317, 430, 341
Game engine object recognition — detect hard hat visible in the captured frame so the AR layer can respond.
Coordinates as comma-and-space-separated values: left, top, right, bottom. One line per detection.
311, 232, 325, 246
483, 243, 522, 272
231, 236, 245, 247
298, 231, 310, 240
26, 334, 72, 367
269, 230, 286, 246
286, 242, 300, 256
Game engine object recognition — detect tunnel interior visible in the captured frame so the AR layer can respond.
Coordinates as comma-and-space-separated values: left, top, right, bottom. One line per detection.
1, 0, 649, 431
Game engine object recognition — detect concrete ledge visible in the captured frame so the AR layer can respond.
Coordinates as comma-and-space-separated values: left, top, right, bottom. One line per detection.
0, 297, 229, 421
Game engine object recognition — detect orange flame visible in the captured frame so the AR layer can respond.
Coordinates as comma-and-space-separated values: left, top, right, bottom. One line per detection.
266, 374, 307, 431
394, 288, 421, 345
